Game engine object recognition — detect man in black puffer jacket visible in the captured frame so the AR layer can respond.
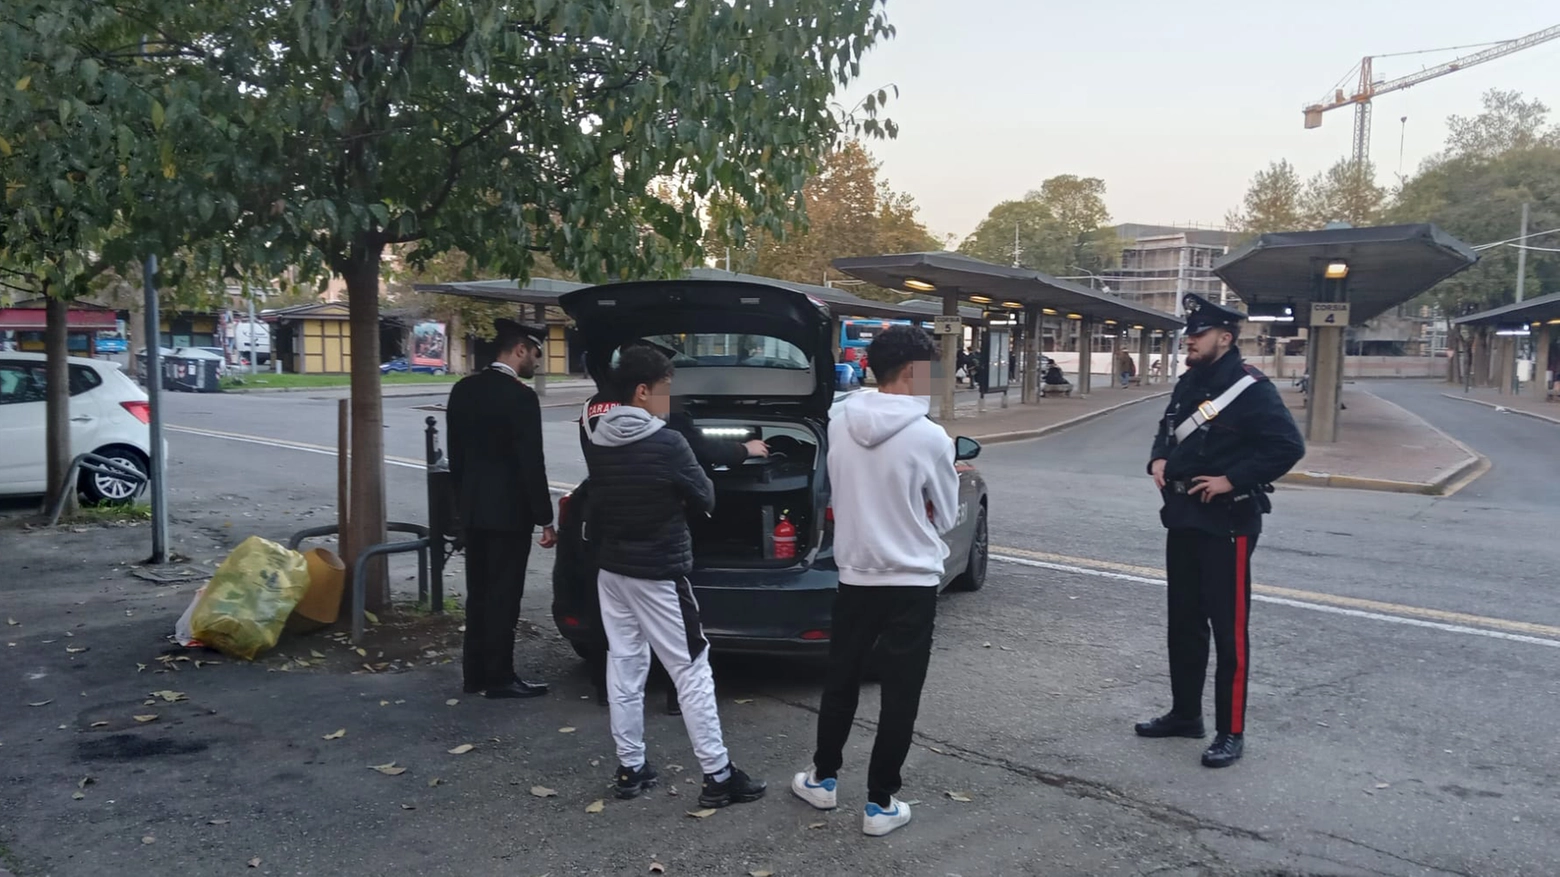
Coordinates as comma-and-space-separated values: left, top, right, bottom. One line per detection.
584, 345, 767, 808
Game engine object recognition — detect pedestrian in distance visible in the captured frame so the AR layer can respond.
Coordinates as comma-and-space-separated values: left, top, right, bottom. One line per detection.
791, 325, 961, 837
1137, 294, 1305, 767
583, 344, 767, 807
445, 319, 557, 700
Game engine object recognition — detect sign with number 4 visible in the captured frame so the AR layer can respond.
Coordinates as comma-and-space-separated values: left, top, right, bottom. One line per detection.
1310, 302, 1350, 327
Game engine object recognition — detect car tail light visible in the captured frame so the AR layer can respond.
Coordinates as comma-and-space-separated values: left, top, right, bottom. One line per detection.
560, 615, 581, 628
557, 493, 572, 528
824, 506, 833, 522
121, 401, 151, 424
799, 629, 830, 641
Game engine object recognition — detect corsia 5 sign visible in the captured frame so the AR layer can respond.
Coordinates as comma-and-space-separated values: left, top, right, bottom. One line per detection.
1309, 302, 1350, 327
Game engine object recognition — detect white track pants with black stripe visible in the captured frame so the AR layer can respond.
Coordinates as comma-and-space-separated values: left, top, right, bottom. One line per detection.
597, 569, 729, 775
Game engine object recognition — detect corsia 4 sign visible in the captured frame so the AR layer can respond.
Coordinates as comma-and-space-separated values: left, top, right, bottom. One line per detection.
1309, 303, 1350, 327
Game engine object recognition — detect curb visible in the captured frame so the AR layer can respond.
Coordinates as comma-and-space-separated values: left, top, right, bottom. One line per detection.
1277, 390, 1486, 496
1441, 392, 1560, 427
953, 391, 1171, 444
222, 381, 597, 397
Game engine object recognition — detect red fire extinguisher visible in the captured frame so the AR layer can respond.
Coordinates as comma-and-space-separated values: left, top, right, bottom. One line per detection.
773, 511, 797, 560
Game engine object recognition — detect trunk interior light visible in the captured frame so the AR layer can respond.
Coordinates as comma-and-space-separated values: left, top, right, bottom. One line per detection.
700, 427, 754, 438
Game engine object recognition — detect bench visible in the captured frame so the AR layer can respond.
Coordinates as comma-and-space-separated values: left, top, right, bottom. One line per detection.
1040, 383, 1072, 398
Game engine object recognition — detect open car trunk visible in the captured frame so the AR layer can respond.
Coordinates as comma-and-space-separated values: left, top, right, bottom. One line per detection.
686, 416, 825, 570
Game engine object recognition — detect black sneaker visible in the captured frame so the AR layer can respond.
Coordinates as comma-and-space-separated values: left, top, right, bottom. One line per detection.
1134, 712, 1206, 738
1201, 733, 1244, 768
614, 762, 660, 799
699, 763, 767, 808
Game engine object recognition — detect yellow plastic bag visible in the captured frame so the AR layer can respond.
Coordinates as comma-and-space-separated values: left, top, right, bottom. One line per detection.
189, 536, 313, 660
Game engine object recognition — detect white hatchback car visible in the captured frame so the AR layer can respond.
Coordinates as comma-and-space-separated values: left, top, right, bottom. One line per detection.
0, 353, 155, 504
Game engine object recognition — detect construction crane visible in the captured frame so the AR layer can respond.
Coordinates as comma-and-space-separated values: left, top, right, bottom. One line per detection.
1304, 23, 1560, 169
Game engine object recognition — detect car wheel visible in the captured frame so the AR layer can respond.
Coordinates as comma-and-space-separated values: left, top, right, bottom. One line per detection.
947, 504, 988, 592
433, 368, 446, 376
80, 446, 148, 506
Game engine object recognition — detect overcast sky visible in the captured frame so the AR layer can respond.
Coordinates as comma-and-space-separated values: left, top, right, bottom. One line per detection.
850, 1, 1559, 243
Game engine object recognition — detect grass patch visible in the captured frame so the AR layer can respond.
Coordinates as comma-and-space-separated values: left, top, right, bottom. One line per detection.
64, 501, 153, 525
221, 371, 462, 391
397, 596, 466, 617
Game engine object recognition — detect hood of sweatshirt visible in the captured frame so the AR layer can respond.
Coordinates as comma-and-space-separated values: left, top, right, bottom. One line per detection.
589, 403, 665, 447
839, 391, 931, 449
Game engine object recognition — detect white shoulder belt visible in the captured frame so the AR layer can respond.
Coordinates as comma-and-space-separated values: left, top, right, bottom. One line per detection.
1173, 375, 1257, 442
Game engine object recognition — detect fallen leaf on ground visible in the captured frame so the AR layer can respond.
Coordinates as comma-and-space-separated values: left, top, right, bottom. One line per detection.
1375, 782, 1391, 789
666, 764, 684, 773
28, 700, 52, 707
686, 808, 718, 819
1000, 646, 1014, 652
72, 792, 85, 800
589, 758, 600, 767
354, 647, 367, 657
946, 791, 973, 803
648, 863, 664, 874
808, 821, 826, 830
401, 803, 416, 810
667, 787, 678, 796
136, 663, 147, 672
209, 819, 229, 825
445, 698, 459, 706
928, 746, 946, 754
294, 659, 311, 668
310, 649, 326, 659
902, 799, 923, 806
585, 799, 605, 814
141, 836, 155, 845
6, 618, 17, 625
248, 857, 261, 868
734, 698, 755, 704
380, 700, 391, 706
556, 726, 577, 734
750, 871, 774, 877
428, 778, 443, 787
371, 762, 407, 776
78, 777, 94, 789
448, 743, 475, 755
322, 728, 347, 740
982, 642, 992, 648
134, 714, 158, 723
150, 690, 187, 703
530, 785, 557, 797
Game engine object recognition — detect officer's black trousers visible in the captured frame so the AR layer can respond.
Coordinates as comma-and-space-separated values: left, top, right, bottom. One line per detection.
463, 529, 533, 690
1165, 530, 1257, 735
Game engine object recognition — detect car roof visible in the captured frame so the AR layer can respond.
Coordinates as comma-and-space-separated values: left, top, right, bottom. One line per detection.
0, 352, 123, 369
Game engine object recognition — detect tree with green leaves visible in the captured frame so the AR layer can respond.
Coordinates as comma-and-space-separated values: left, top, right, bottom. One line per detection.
1224, 160, 1305, 241
1300, 158, 1386, 229
119, 0, 898, 608
959, 175, 1115, 276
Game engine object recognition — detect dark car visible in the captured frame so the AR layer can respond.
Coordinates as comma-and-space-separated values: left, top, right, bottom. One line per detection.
551, 279, 989, 660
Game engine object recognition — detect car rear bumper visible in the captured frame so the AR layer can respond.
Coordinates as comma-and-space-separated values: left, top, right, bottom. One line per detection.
553, 565, 839, 658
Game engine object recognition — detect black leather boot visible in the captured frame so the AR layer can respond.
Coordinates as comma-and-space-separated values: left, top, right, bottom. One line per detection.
1134, 712, 1206, 738
1201, 733, 1244, 768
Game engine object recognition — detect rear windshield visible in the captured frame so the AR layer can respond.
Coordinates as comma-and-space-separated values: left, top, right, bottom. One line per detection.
614, 334, 809, 370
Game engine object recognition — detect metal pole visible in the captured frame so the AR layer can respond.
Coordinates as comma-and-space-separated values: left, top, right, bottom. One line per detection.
142, 255, 168, 564
247, 288, 257, 375
1515, 202, 1529, 303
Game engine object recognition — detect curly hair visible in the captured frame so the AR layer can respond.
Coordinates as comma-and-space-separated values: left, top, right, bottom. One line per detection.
868, 324, 938, 385
610, 344, 675, 399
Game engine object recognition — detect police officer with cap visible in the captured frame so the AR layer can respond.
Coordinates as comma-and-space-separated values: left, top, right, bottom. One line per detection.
1136, 293, 1305, 767
446, 318, 557, 699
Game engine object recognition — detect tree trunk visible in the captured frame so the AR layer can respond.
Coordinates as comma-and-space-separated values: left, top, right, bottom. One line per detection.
45, 294, 77, 517
1472, 329, 1490, 387
344, 246, 389, 613
1446, 329, 1461, 384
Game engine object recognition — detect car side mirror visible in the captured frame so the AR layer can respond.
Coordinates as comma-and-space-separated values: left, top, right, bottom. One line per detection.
954, 436, 981, 462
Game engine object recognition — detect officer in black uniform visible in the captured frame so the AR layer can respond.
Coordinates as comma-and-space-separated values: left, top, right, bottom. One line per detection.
1135, 294, 1305, 768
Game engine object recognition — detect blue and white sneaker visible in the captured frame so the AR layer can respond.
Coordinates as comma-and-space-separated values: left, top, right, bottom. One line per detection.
862, 796, 912, 837
790, 767, 837, 810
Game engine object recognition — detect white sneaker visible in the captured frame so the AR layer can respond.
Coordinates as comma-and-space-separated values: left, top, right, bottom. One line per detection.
862, 796, 912, 836
790, 767, 837, 810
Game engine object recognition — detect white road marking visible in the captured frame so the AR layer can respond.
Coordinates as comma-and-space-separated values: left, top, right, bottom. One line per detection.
168, 425, 572, 493
991, 554, 1560, 650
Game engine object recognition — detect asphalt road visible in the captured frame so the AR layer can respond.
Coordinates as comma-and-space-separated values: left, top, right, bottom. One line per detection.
2, 379, 1557, 876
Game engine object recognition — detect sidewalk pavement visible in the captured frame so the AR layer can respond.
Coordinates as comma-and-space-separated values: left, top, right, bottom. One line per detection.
227, 376, 599, 399
1280, 386, 1483, 494
1441, 386, 1560, 427
933, 384, 1171, 443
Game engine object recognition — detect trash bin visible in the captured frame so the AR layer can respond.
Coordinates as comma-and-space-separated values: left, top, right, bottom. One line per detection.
165, 354, 222, 393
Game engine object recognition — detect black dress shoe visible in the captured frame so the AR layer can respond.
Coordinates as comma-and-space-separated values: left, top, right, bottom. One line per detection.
1134, 712, 1207, 738
515, 678, 549, 695
1201, 733, 1244, 768
665, 689, 681, 717
463, 682, 485, 694
484, 681, 547, 699
595, 686, 609, 707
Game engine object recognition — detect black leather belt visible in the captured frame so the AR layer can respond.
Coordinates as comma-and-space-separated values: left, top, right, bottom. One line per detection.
1167, 480, 1253, 502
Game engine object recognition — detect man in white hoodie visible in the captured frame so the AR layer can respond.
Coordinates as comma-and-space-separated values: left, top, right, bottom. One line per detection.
791, 325, 961, 837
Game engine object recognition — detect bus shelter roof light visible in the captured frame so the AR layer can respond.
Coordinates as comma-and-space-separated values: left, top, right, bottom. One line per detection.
902, 278, 935, 292
1324, 261, 1349, 279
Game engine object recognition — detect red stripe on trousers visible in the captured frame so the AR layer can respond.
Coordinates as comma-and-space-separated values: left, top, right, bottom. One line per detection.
1232, 535, 1249, 735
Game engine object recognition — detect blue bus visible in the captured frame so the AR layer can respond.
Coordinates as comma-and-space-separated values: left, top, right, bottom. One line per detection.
838, 318, 939, 381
